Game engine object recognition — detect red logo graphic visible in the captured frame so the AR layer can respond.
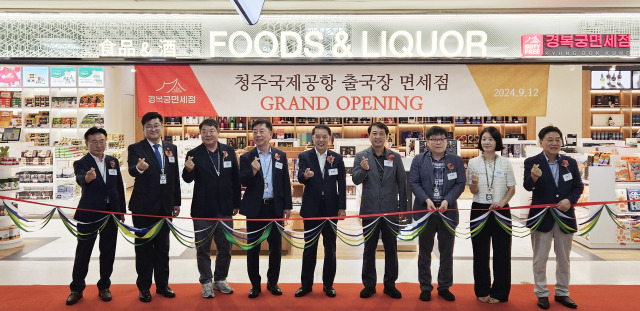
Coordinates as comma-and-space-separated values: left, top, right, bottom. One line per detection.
135, 65, 218, 117
522, 34, 543, 57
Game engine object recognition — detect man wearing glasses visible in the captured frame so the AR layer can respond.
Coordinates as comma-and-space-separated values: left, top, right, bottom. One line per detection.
409, 126, 466, 303
128, 112, 181, 302
182, 118, 240, 299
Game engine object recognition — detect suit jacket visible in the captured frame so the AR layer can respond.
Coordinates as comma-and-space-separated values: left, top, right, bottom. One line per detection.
73, 154, 126, 222
352, 147, 407, 216
408, 152, 466, 226
127, 139, 181, 216
523, 152, 584, 233
182, 143, 241, 218
297, 148, 346, 218
239, 146, 292, 218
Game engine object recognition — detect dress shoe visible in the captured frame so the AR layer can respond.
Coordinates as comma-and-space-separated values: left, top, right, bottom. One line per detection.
323, 285, 336, 298
295, 286, 312, 297
156, 286, 176, 298
383, 286, 402, 299
438, 289, 456, 301
537, 297, 550, 309
66, 291, 83, 305
266, 283, 282, 296
139, 289, 152, 303
360, 287, 376, 298
98, 289, 112, 302
248, 286, 261, 298
554, 295, 578, 309
419, 290, 431, 301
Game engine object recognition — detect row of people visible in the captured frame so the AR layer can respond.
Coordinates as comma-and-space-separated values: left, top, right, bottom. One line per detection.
65, 113, 582, 310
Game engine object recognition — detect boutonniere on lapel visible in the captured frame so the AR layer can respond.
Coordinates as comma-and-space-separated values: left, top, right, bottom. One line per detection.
327, 155, 335, 167
274, 153, 281, 162
561, 159, 570, 172
165, 149, 173, 157
447, 162, 455, 172
110, 160, 116, 168
223, 150, 229, 159
387, 154, 395, 162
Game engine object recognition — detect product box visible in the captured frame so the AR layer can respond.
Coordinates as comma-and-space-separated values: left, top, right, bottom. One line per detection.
627, 189, 640, 212
615, 188, 629, 213
626, 160, 640, 181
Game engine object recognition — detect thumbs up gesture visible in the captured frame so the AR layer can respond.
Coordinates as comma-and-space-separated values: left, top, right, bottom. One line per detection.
137, 157, 149, 171
470, 169, 479, 184
531, 163, 542, 181
184, 156, 195, 172
85, 167, 97, 183
360, 156, 370, 171
304, 167, 314, 180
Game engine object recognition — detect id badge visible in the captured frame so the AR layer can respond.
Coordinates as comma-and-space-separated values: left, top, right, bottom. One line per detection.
108, 169, 117, 176
160, 174, 167, 184
328, 168, 338, 176
168, 156, 175, 163
486, 194, 493, 203
264, 182, 269, 191
433, 185, 440, 197
447, 172, 457, 180
384, 160, 393, 167
494, 171, 505, 178
563, 173, 573, 181
275, 162, 283, 169
223, 161, 232, 168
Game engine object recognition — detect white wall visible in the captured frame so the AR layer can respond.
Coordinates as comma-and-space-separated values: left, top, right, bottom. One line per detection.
536, 65, 582, 138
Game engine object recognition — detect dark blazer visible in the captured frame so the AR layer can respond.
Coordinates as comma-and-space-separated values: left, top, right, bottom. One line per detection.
409, 152, 466, 225
297, 148, 346, 218
523, 152, 584, 233
239, 146, 292, 218
127, 139, 181, 216
182, 143, 241, 218
352, 147, 407, 215
73, 154, 126, 222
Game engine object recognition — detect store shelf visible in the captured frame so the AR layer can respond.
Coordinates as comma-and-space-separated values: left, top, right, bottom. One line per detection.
19, 165, 53, 169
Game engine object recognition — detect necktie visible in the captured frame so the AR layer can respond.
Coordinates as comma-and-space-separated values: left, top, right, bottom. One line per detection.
153, 144, 163, 168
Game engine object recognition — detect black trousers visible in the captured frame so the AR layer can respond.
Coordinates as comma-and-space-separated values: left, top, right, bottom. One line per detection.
470, 202, 512, 301
133, 214, 171, 291
361, 216, 398, 288
300, 202, 337, 288
246, 204, 282, 287
70, 216, 118, 292
418, 213, 455, 292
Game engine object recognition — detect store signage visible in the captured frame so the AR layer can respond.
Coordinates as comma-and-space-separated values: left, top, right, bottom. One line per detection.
22, 67, 49, 87
136, 64, 549, 117
78, 67, 105, 87
210, 30, 488, 58
522, 34, 631, 57
136, 66, 218, 117
50, 67, 77, 87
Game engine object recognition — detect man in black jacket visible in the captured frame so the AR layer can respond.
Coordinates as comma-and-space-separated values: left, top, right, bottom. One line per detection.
66, 127, 126, 305
239, 119, 292, 298
182, 118, 240, 299
127, 112, 181, 303
294, 124, 346, 298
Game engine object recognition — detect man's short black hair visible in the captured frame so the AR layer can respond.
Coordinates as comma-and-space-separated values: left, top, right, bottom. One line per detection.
199, 118, 220, 131
312, 124, 332, 136
425, 126, 448, 139
141, 112, 163, 126
251, 119, 273, 132
538, 125, 563, 140
84, 127, 107, 140
478, 126, 504, 152
368, 122, 389, 135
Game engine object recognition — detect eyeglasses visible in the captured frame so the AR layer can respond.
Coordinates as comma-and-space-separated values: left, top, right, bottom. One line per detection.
89, 141, 105, 145
429, 138, 446, 143
144, 124, 162, 130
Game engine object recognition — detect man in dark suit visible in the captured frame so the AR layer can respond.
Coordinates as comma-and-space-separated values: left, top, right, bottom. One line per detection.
352, 122, 407, 299
128, 111, 181, 302
182, 118, 240, 299
523, 126, 583, 310
294, 124, 346, 298
66, 127, 126, 305
408, 126, 466, 302
239, 119, 292, 298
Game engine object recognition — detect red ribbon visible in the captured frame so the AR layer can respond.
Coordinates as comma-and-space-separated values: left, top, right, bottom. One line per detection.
1, 195, 638, 222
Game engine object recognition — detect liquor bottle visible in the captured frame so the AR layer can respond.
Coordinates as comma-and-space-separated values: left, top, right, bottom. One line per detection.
229, 117, 235, 130
600, 73, 605, 89
608, 116, 614, 126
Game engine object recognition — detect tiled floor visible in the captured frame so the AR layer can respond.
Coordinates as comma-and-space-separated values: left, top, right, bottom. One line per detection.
1, 199, 639, 288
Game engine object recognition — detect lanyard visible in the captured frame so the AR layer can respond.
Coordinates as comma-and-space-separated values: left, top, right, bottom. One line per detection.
261, 152, 272, 183
208, 149, 220, 176
483, 156, 496, 193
